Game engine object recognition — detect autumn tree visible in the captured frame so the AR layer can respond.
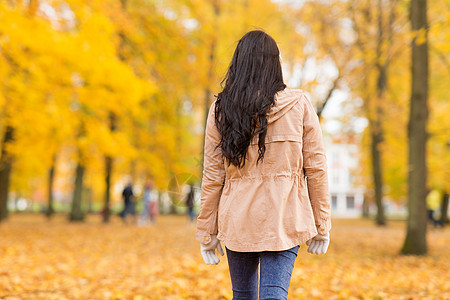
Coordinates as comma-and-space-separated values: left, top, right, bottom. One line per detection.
294, 0, 408, 225
401, 0, 429, 255
0, 0, 445, 226
427, 0, 450, 225
0, 1, 73, 221
347, 0, 406, 225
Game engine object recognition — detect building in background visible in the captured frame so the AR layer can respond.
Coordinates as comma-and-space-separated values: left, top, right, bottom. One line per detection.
325, 136, 365, 218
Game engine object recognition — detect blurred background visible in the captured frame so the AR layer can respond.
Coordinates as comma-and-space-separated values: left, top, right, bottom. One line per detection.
0, 0, 449, 299
0, 0, 448, 223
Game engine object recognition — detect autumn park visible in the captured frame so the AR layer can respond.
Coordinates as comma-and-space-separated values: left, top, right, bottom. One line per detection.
0, 0, 449, 299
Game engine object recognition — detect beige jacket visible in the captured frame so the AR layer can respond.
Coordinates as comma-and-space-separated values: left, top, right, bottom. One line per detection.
196, 89, 331, 252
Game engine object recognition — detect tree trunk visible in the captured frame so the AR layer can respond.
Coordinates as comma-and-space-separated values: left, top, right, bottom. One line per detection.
401, 0, 428, 256
103, 156, 113, 223
86, 187, 93, 214
0, 126, 14, 222
69, 163, 85, 222
370, 121, 385, 225
103, 113, 116, 223
440, 193, 449, 224
372, 0, 390, 226
362, 197, 370, 218
46, 154, 57, 218
168, 171, 178, 214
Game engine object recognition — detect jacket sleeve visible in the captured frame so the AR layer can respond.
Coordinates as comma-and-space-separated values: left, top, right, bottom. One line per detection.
301, 94, 331, 235
196, 102, 226, 244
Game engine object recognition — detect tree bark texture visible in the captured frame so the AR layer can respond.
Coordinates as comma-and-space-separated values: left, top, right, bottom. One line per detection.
0, 126, 14, 222
401, 0, 428, 255
370, 123, 385, 225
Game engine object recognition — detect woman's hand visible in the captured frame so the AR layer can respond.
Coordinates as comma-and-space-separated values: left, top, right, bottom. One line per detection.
200, 235, 225, 265
306, 232, 330, 255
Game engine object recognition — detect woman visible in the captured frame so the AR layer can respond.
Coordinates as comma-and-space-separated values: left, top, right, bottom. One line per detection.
140, 181, 158, 225
196, 30, 331, 299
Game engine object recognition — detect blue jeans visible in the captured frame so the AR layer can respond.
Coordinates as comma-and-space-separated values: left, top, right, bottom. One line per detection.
226, 245, 299, 300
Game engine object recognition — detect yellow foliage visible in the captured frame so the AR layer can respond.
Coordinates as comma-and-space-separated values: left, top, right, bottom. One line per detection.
0, 0, 449, 208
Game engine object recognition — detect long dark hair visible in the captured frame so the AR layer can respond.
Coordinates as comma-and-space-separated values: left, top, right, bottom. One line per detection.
215, 30, 286, 168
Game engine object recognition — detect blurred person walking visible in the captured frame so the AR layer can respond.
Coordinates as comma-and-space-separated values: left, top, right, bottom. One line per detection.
149, 183, 159, 223
140, 181, 152, 225
121, 182, 135, 223
196, 30, 331, 300
185, 184, 195, 223
427, 189, 443, 228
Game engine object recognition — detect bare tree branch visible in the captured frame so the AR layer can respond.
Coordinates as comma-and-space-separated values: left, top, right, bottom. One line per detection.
317, 75, 341, 119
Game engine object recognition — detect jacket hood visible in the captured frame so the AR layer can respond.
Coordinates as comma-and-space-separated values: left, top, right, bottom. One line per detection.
267, 88, 303, 124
